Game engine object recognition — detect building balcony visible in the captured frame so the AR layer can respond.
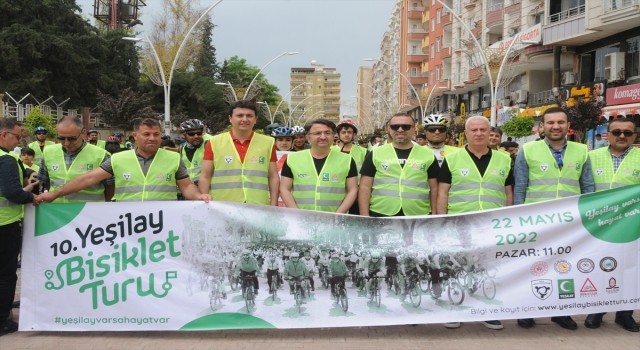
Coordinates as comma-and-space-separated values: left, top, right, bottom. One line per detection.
525, 44, 553, 58
324, 94, 340, 99
408, 52, 429, 63
441, 13, 452, 27
408, 30, 428, 40
421, 62, 429, 74
440, 47, 452, 60
464, 1, 476, 9
439, 79, 451, 92
422, 13, 430, 29
408, 75, 430, 85
324, 86, 341, 91
527, 89, 556, 106
486, 5, 504, 28
408, 7, 425, 19
466, 66, 484, 82
422, 36, 430, 52
601, 0, 640, 29
504, 0, 521, 14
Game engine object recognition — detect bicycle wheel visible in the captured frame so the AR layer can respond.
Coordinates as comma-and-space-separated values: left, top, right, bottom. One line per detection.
295, 287, 302, 313
321, 271, 328, 288
447, 281, 465, 305
340, 288, 348, 312
419, 275, 430, 293
457, 270, 467, 286
375, 286, 381, 307
392, 274, 400, 295
271, 279, 278, 301
245, 288, 253, 313
482, 278, 497, 300
410, 284, 421, 308
229, 275, 239, 291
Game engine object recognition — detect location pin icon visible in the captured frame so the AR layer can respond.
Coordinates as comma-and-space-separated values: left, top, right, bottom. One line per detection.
44, 270, 54, 280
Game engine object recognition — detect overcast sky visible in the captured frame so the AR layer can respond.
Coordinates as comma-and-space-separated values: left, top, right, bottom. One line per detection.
76, 0, 396, 115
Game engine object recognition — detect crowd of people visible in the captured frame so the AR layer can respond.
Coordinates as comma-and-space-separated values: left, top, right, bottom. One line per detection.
1, 99, 639, 335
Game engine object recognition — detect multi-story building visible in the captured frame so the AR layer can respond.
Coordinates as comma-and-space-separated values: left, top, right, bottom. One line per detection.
290, 61, 341, 125
356, 66, 376, 133
372, 3, 402, 123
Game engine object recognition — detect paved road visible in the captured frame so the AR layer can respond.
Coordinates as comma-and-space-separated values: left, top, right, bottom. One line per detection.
2, 269, 638, 349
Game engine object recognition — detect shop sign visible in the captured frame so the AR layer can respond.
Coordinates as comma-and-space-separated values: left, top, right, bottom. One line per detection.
606, 83, 640, 106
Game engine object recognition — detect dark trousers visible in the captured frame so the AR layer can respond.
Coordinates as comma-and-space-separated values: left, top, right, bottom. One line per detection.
266, 269, 280, 291
0, 221, 21, 321
240, 270, 258, 290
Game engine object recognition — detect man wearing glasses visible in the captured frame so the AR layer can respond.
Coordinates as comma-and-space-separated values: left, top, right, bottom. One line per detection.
422, 114, 460, 167
28, 126, 54, 165
514, 107, 594, 330
279, 119, 358, 213
38, 116, 114, 202
0, 118, 39, 336
584, 117, 639, 333
359, 113, 440, 242
179, 119, 208, 188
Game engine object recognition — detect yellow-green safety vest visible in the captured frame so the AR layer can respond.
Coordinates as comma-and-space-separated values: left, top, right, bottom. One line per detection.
92, 140, 106, 149
287, 150, 352, 212
28, 140, 54, 165
523, 141, 587, 203
331, 144, 366, 177
589, 147, 640, 192
181, 142, 206, 182
209, 132, 274, 205
369, 144, 434, 216
0, 149, 24, 225
445, 148, 511, 213
111, 149, 180, 201
43, 144, 107, 203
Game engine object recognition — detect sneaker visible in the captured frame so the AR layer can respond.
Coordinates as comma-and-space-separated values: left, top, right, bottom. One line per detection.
222, 293, 227, 300
444, 322, 461, 329
0, 319, 19, 337
311, 287, 315, 291
482, 320, 503, 330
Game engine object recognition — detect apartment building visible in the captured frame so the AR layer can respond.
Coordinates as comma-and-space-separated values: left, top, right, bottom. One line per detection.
290, 61, 341, 124
356, 66, 376, 133
372, 3, 401, 123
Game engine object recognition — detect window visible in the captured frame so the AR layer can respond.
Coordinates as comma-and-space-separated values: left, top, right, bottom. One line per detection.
437, 9, 441, 23
432, 18, 435, 31
594, 45, 620, 81
436, 65, 440, 81
456, 62, 461, 83
436, 37, 440, 52
431, 44, 435, 57
411, 67, 418, 76
456, 27, 462, 49
430, 71, 434, 85
532, 14, 542, 25
412, 23, 419, 32
412, 45, 419, 54
412, 2, 419, 9
432, 0, 435, 5
626, 37, 640, 78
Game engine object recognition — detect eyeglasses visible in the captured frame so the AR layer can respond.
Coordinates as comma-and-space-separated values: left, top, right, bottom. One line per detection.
186, 132, 203, 137
308, 131, 334, 137
5, 131, 22, 140
552, 151, 563, 168
610, 130, 635, 137
389, 124, 412, 131
426, 126, 447, 133
56, 133, 82, 142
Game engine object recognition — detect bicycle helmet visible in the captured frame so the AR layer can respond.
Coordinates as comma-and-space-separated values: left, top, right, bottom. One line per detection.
271, 126, 294, 138
34, 126, 47, 134
113, 132, 124, 137
264, 123, 284, 136
180, 119, 204, 132
336, 119, 358, 134
357, 135, 369, 143
106, 136, 120, 142
331, 253, 340, 258
241, 249, 251, 256
371, 252, 381, 259
87, 129, 98, 135
291, 125, 306, 135
422, 114, 450, 127
290, 252, 300, 258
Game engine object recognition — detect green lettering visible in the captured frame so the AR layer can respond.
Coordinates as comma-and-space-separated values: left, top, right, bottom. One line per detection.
79, 280, 103, 310
95, 255, 111, 278
65, 256, 85, 286
519, 216, 534, 226
149, 240, 166, 263
166, 230, 181, 258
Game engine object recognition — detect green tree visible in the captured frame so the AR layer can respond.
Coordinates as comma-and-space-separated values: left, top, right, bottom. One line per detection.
563, 97, 604, 143
500, 116, 535, 138
193, 16, 218, 79
23, 106, 56, 139
94, 88, 157, 133
219, 56, 280, 104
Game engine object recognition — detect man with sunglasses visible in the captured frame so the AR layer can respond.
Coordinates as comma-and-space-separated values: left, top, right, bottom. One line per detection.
179, 119, 208, 189
38, 116, 114, 202
0, 118, 39, 336
28, 126, 54, 165
86, 129, 106, 150
359, 113, 440, 244
514, 107, 594, 330
584, 117, 639, 332
422, 115, 460, 167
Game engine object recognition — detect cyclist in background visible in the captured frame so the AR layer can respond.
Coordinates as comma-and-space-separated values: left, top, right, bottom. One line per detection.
235, 249, 260, 296
328, 253, 349, 300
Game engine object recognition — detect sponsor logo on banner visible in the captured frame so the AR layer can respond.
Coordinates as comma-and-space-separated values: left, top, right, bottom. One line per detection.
540, 163, 549, 172
558, 279, 575, 299
530, 261, 548, 276
224, 156, 233, 164
606, 277, 619, 294
123, 172, 131, 181
321, 173, 330, 181
460, 168, 470, 177
600, 257, 617, 272
580, 278, 598, 297
554, 260, 571, 274
531, 279, 553, 300
577, 258, 595, 273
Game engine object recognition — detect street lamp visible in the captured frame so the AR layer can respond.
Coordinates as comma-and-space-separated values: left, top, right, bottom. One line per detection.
274, 82, 307, 121
299, 110, 326, 125
244, 51, 299, 100
215, 81, 238, 101
363, 58, 424, 119
123, 0, 225, 133
289, 94, 321, 125
357, 82, 393, 117
256, 101, 274, 124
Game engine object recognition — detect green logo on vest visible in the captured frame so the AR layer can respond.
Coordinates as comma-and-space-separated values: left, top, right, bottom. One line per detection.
166, 173, 172, 181
259, 156, 265, 164
576, 163, 581, 171
193, 160, 199, 166
499, 169, 506, 177
420, 163, 426, 171
87, 164, 93, 171
633, 169, 640, 177
322, 173, 330, 181
578, 185, 640, 243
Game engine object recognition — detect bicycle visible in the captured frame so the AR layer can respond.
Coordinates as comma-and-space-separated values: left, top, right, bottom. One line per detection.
285, 277, 306, 313
270, 272, 282, 301
430, 268, 465, 305
209, 276, 224, 311
402, 272, 422, 308
228, 267, 240, 291
353, 268, 365, 291
240, 276, 256, 313
319, 265, 329, 288
369, 274, 384, 308
465, 268, 496, 300
332, 277, 349, 312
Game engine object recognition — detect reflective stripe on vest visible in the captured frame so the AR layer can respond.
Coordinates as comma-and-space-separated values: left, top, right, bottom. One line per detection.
181, 142, 206, 181
0, 150, 24, 225
523, 141, 587, 203
369, 144, 434, 216
589, 146, 640, 192
445, 148, 510, 213
43, 144, 107, 203
28, 140, 54, 164
209, 132, 273, 204
287, 150, 351, 212
112, 149, 179, 201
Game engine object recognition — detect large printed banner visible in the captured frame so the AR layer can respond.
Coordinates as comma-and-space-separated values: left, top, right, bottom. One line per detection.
20, 185, 640, 331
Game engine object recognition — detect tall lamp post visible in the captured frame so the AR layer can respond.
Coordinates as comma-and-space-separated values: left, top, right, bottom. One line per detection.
298, 110, 326, 125
273, 82, 307, 122
288, 94, 321, 125
363, 58, 424, 120
351, 95, 380, 132
357, 82, 394, 118
215, 81, 238, 101
244, 51, 299, 100
256, 101, 274, 124
124, 0, 225, 133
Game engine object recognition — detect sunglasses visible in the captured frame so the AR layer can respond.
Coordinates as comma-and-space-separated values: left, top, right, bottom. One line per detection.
35, 132, 47, 135
6, 131, 22, 140
426, 126, 447, 133
610, 130, 634, 137
186, 132, 203, 137
389, 124, 412, 131
56, 134, 81, 142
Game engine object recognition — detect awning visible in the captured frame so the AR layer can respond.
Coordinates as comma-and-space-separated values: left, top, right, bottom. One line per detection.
600, 103, 640, 118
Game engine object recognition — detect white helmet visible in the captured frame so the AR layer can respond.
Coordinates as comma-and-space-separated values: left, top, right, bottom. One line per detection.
291, 125, 306, 135
422, 114, 450, 127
